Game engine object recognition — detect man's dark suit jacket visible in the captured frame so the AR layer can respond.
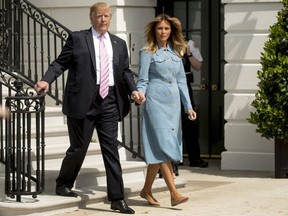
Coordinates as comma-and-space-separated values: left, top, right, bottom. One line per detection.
41, 28, 136, 120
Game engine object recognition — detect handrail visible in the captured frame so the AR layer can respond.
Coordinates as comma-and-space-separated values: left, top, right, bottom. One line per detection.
1, 0, 71, 105
21, 0, 71, 38
0, 66, 36, 93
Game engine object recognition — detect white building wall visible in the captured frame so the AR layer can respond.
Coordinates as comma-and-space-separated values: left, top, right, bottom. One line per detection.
29, 0, 157, 72
221, 0, 282, 171
28, 0, 285, 171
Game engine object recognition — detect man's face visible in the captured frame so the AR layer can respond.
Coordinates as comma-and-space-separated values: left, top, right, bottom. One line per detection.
90, 8, 112, 35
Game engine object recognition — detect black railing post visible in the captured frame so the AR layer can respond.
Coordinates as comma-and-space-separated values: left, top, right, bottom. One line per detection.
0, 0, 10, 68
5, 78, 45, 202
13, 0, 21, 72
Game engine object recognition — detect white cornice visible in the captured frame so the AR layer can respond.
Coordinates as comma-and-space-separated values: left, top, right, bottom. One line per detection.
222, 0, 280, 3
28, 0, 157, 8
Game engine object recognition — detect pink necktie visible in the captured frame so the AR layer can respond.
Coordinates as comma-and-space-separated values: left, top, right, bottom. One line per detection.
99, 35, 109, 99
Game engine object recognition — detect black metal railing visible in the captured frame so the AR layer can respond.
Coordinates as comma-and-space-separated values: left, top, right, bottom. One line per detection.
0, 69, 45, 202
1, 0, 71, 105
0, 0, 144, 162
0, 66, 43, 162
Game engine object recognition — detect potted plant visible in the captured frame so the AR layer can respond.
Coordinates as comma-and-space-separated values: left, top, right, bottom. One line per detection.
248, 0, 288, 178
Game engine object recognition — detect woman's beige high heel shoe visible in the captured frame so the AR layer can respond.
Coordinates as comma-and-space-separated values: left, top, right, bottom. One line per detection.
140, 190, 160, 206
171, 196, 189, 207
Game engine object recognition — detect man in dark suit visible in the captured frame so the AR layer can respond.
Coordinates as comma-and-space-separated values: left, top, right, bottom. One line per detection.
34, 2, 144, 214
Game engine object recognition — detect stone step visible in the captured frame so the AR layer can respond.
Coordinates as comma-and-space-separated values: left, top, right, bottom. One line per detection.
0, 154, 187, 216
0, 106, 188, 216
0, 146, 148, 193
43, 156, 147, 193
2, 106, 68, 138
0, 172, 187, 216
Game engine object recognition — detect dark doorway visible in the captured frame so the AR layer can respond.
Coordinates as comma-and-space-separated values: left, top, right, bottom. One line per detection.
156, 0, 225, 158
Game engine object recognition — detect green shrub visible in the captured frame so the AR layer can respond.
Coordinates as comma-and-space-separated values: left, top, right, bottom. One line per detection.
248, 0, 288, 140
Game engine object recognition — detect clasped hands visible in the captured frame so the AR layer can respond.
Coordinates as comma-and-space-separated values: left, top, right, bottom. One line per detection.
131, 91, 146, 105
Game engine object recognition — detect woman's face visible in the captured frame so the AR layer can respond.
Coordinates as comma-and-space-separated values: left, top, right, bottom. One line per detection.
155, 20, 171, 46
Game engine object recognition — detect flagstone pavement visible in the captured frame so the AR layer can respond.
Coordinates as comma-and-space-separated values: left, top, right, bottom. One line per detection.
53, 159, 288, 216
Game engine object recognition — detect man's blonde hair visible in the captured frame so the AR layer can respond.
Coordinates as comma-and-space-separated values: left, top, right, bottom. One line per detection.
90, 2, 112, 17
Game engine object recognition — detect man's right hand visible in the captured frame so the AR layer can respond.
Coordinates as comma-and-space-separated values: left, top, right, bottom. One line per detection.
34, 80, 49, 94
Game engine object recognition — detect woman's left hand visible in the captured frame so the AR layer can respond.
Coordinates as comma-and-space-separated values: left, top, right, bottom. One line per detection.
187, 109, 197, 121
132, 91, 146, 104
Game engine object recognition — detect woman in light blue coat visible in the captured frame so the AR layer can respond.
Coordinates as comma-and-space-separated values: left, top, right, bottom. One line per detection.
136, 15, 197, 207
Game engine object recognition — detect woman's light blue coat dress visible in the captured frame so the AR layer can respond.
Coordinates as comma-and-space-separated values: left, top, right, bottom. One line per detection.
136, 45, 192, 164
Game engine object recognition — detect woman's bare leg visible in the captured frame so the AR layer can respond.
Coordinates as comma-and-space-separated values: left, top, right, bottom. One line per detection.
140, 164, 160, 206
159, 161, 189, 206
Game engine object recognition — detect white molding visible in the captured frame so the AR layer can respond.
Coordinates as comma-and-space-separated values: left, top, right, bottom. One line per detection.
222, 0, 283, 171
221, 151, 274, 171
222, 0, 280, 3
28, 0, 157, 8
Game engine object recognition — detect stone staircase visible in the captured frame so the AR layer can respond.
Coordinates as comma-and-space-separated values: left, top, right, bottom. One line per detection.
0, 105, 187, 216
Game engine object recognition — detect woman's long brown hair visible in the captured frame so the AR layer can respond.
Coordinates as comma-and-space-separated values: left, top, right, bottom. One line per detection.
144, 14, 186, 57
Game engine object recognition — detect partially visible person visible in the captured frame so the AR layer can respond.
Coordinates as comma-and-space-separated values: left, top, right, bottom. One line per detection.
34, 2, 144, 214
174, 18, 208, 168
0, 105, 9, 118
181, 39, 208, 168
136, 14, 197, 207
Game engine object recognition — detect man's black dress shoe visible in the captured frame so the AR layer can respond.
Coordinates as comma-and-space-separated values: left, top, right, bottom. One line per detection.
55, 185, 78, 197
111, 199, 135, 214
189, 159, 208, 168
